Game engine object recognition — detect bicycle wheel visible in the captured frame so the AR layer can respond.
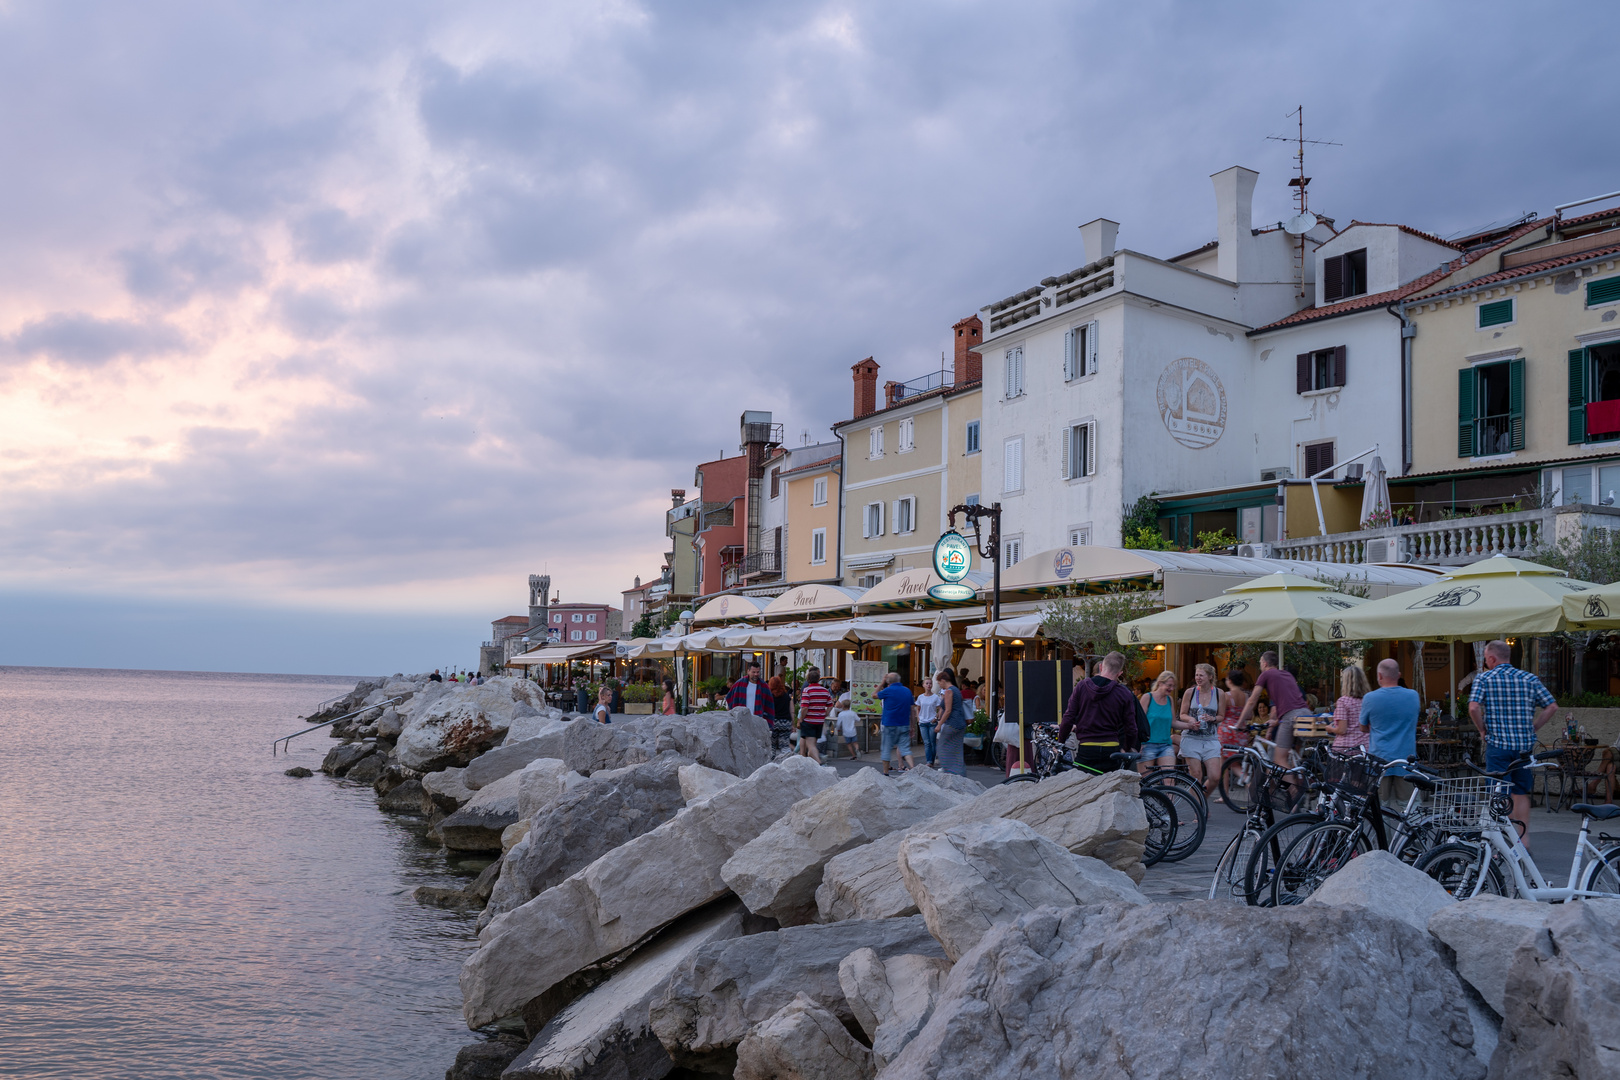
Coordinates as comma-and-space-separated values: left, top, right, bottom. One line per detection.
1218, 755, 1254, 814
989, 740, 1004, 770
1415, 842, 1510, 899
1000, 772, 1038, 785
1241, 812, 1322, 906
1579, 845, 1620, 898
1209, 827, 1262, 901
1144, 767, 1210, 817
1270, 822, 1371, 906
1154, 785, 1207, 863
1141, 789, 1177, 867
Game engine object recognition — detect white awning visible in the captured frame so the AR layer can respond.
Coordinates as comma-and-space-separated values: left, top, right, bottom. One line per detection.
760, 583, 866, 620
507, 642, 615, 665
690, 593, 768, 625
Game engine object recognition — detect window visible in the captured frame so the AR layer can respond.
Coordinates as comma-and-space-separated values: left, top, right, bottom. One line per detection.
966, 420, 980, 454
965, 493, 980, 507
586, 613, 595, 623
770, 468, 780, 498
868, 425, 884, 458
1003, 537, 1023, 569
1068, 525, 1093, 547
858, 572, 885, 588
898, 417, 915, 453
570, 630, 582, 641
586, 630, 597, 641
1566, 343, 1620, 444
553, 614, 562, 623
1563, 466, 1594, 505
1478, 298, 1514, 328
811, 528, 827, 565
1303, 441, 1335, 478
1005, 346, 1025, 398
812, 476, 828, 506
571, 613, 582, 623
863, 501, 884, 538
1296, 346, 1347, 393
1322, 248, 1368, 302
1589, 275, 1620, 308
1003, 436, 1024, 493
1458, 358, 1525, 457
1061, 421, 1096, 479
894, 496, 917, 534
1064, 322, 1099, 380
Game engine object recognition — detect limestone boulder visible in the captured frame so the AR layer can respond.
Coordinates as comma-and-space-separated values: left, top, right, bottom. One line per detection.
377, 777, 425, 814
1427, 896, 1559, 1017
679, 762, 743, 803
437, 769, 525, 852
320, 740, 374, 776
884, 902, 1486, 1080
1303, 849, 1455, 932
516, 758, 586, 820
460, 755, 838, 1028
1490, 900, 1620, 1079
504, 707, 571, 745
444, 1037, 526, 1080
722, 768, 974, 925
463, 735, 569, 790
510, 709, 772, 778
648, 915, 943, 1075
344, 750, 387, 785
415, 858, 503, 912
898, 817, 1145, 961
375, 706, 403, 738
394, 677, 543, 771
817, 768, 1146, 923
501, 820, 530, 853
903, 768, 984, 798
503, 900, 763, 1080
421, 766, 475, 815
734, 994, 877, 1080
838, 948, 951, 1068
479, 758, 689, 932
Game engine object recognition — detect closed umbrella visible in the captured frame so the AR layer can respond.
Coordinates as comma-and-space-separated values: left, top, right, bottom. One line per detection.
1117, 573, 1366, 644
1360, 454, 1391, 528
1314, 555, 1600, 643
930, 612, 954, 676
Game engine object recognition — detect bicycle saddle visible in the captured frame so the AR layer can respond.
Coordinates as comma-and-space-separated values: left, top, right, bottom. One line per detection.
1110, 751, 1142, 763
1573, 803, 1620, 821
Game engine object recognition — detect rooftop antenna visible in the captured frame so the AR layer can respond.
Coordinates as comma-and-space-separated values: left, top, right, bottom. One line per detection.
1266, 106, 1341, 302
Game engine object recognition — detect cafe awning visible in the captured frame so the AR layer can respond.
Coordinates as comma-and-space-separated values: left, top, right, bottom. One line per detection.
760, 583, 866, 621
507, 642, 615, 665
856, 567, 991, 612
690, 593, 768, 625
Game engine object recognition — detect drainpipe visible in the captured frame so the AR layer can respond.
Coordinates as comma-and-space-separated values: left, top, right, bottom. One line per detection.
1388, 303, 1415, 475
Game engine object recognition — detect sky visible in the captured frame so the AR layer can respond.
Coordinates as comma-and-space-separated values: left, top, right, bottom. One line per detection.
3, 0, 1619, 676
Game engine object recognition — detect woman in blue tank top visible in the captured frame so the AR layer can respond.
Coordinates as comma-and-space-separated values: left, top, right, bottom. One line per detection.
1137, 670, 1178, 775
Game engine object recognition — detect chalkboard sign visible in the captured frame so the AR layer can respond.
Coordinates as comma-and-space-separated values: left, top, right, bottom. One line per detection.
1002, 659, 1076, 731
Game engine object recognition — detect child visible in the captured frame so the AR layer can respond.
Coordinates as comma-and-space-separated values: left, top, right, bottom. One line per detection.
836, 694, 860, 760
593, 686, 613, 724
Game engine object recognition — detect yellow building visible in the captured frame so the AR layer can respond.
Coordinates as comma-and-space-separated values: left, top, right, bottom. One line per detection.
778, 450, 841, 584
1406, 204, 1620, 510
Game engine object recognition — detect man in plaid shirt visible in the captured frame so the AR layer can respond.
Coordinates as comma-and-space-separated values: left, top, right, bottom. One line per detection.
1468, 639, 1558, 848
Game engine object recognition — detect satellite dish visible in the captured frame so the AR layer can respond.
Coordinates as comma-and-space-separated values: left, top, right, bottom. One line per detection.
1284, 212, 1318, 235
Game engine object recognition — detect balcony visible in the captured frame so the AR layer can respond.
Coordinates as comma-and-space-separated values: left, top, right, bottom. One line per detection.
741, 550, 781, 579
1269, 504, 1620, 566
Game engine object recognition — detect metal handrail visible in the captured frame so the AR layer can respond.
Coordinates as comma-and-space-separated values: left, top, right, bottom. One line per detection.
272, 695, 407, 755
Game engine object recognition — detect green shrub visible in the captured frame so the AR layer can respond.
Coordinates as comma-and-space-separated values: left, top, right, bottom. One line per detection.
622, 682, 661, 704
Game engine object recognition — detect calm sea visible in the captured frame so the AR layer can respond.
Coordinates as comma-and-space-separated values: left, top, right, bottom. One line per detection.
0, 666, 486, 1080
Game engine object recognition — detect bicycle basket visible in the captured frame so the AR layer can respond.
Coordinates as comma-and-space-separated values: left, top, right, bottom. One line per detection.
1321, 754, 1378, 798
1426, 776, 1500, 830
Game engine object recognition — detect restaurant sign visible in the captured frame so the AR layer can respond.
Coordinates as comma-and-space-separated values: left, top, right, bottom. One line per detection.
930, 530, 976, 601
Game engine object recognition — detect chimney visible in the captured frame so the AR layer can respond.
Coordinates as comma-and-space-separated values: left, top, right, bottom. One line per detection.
1211, 166, 1259, 283
852, 357, 879, 418
952, 315, 982, 385
883, 380, 901, 408
1077, 218, 1119, 264
633, 575, 641, 588
671, 488, 685, 507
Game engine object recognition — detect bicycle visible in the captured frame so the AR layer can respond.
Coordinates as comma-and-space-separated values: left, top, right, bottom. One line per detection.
1209, 752, 1313, 903
1414, 750, 1620, 901
1218, 725, 1306, 813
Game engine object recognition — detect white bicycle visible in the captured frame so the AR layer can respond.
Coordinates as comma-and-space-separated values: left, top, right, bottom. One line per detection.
1414, 750, 1620, 901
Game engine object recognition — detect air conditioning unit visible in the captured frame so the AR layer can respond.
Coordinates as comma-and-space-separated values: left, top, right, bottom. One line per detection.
1364, 537, 1405, 564
1260, 467, 1293, 482
1344, 463, 1365, 481
1237, 543, 1272, 559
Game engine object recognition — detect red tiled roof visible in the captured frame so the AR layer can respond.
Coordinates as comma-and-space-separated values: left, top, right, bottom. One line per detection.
1249, 218, 1547, 334
1411, 236, 1620, 301
831, 379, 981, 429
779, 453, 840, 478
1557, 205, 1620, 231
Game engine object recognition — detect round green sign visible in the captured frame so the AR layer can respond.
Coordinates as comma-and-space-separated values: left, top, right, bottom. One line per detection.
933, 530, 972, 583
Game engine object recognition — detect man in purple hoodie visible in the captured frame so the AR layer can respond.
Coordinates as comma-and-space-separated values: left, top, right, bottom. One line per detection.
1058, 652, 1143, 774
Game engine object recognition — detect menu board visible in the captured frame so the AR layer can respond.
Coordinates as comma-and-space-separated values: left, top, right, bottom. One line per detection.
850, 660, 889, 718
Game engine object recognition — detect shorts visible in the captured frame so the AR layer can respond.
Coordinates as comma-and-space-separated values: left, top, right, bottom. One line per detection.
1139, 742, 1175, 761
1178, 734, 1222, 761
1271, 708, 1309, 752
1486, 744, 1535, 796
840, 731, 858, 744
799, 721, 824, 740
880, 726, 911, 760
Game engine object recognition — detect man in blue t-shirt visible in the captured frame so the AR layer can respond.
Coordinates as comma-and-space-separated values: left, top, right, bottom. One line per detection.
1360, 658, 1419, 793
876, 672, 916, 775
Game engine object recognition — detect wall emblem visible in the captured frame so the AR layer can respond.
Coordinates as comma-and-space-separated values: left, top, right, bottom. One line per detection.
1156, 357, 1228, 450
1054, 550, 1075, 580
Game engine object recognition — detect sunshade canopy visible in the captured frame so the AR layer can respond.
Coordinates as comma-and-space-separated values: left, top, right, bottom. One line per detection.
690, 593, 767, 625
1563, 582, 1620, 630
856, 567, 991, 611
761, 583, 866, 620
507, 642, 614, 665
1117, 573, 1366, 645
1312, 555, 1599, 643
964, 614, 1049, 641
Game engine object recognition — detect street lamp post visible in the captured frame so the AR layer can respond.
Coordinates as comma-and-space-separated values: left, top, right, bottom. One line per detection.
947, 501, 1003, 767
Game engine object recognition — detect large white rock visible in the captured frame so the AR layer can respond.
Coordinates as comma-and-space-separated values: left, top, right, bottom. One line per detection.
816, 768, 1146, 923
838, 948, 952, 1068
506, 709, 772, 778
1491, 900, 1620, 1079
679, 762, 743, 803
460, 755, 838, 1028
898, 817, 1145, 962
884, 902, 1486, 1080
515, 758, 586, 820
420, 766, 475, 813
463, 733, 571, 790
734, 994, 877, 1080
502, 900, 761, 1080
437, 768, 525, 851
1427, 896, 1558, 1017
1302, 849, 1455, 933
722, 768, 974, 925
395, 677, 545, 771
504, 707, 570, 744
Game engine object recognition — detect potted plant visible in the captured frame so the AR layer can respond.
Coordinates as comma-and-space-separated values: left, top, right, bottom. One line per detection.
622, 682, 660, 714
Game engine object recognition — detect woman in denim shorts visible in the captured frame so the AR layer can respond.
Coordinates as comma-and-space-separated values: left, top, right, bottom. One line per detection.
1137, 670, 1179, 775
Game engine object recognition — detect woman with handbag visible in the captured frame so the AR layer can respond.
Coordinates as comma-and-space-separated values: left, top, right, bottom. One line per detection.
934, 668, 969, 776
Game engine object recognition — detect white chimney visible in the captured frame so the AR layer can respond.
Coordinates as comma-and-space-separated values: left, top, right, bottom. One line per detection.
1211, 166, 1259, 283
1078, 218, 1119, 264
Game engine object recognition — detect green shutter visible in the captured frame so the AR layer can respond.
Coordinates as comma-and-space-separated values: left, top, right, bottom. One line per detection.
1458, 367, 1476, 458
1570, 348, 1588, 445
1588, 276, 1620, 307
1479, 299, 1514, 327
1508, 357, 1526, 451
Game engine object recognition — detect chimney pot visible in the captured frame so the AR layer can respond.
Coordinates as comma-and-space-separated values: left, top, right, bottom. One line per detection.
1210, 166, 1259, 283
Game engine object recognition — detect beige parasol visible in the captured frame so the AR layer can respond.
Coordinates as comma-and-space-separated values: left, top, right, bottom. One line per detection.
1117, 573, 1366, 644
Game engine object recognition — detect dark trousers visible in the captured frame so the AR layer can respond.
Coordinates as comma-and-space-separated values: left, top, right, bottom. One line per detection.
1075, 743, 1128, 774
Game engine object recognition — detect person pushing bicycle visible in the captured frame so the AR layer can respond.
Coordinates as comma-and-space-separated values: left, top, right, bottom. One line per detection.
1057, 651, 1144, 773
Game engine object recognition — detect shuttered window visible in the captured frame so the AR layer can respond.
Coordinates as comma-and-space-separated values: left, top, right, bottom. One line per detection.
868, 425, 884, 458
1060, 421, 1097, 479
965, 420, 980, 454
898, 417, 915, 452
1463, 359, 1526, 457
1571, 348, 1589, 444
1478, 299, 1514, 328
1003, 436, 1024, 492
863, 502, 884, 538
1588, 276, 1620, 307
1322, 249, 1368, 303
769, 468, 780, 498
1063, 322, 1099, 380
811, 528, 826, 564
1303, 441, 1335, 478
893, 496, 916, 534
1005, 347, 1025, 398
1296, 346, 1348, 393
1003, 537, 1023, 569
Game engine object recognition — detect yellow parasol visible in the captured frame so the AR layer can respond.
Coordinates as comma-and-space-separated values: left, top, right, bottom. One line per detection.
1561, 581, 1620, 630
1116, 573, 1365, 644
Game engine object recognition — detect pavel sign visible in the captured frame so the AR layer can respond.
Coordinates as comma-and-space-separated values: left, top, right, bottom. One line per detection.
930, 530, 976, 601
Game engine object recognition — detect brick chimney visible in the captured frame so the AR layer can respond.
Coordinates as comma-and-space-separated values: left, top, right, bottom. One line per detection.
952, 315, 983, 386
852, 357, 880, 418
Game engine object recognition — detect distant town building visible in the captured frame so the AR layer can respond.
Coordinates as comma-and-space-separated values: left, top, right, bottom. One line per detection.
546, 602, 621, 644
756, 439, 842, 587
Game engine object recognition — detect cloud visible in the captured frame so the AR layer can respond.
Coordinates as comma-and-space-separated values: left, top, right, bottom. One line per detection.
6, 312, 186, 366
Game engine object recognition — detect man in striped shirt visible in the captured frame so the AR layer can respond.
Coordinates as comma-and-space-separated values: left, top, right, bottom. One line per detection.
797, 668, 834, 763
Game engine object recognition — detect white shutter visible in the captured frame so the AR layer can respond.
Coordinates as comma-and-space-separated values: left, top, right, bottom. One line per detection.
1063, 330, 1077, 380
1060, 424, 1072, 479
1005, 347, 1024, 398
878, 500, 885, 536
862, 504, 871, 538
1086, 321, 1099, 375
1085, 421, 1097, 477
1004, 437, 1023, 492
